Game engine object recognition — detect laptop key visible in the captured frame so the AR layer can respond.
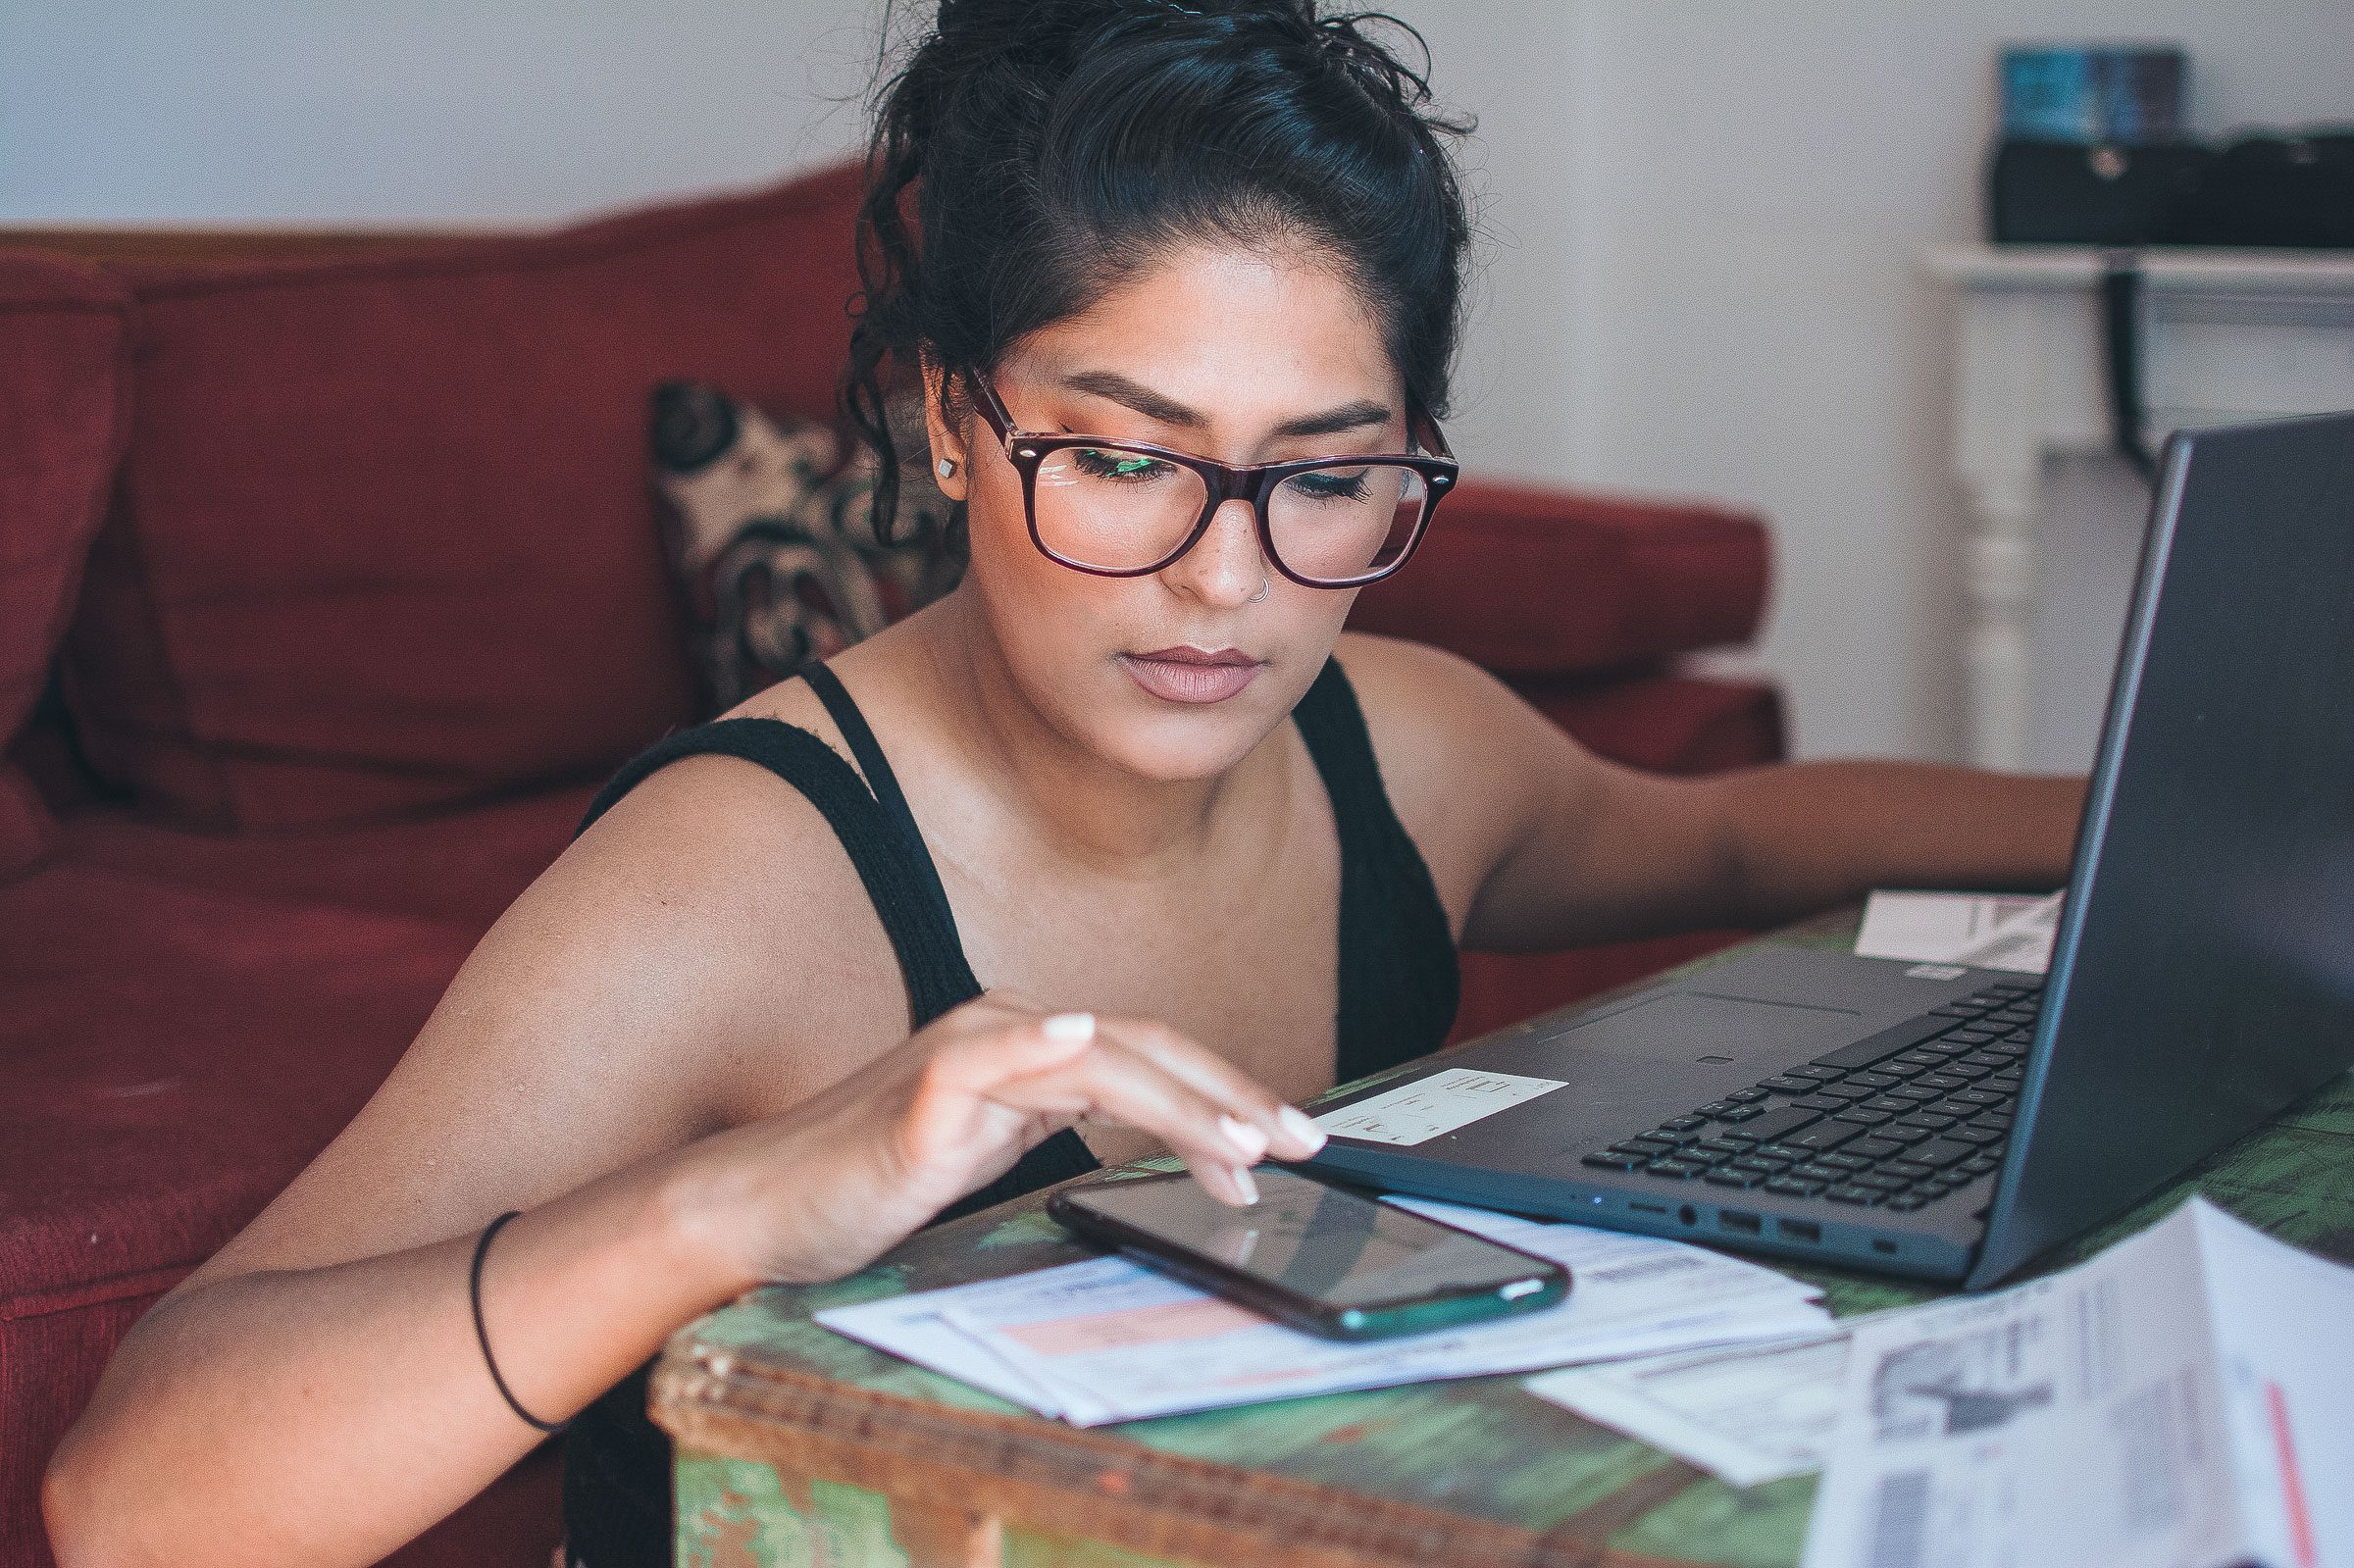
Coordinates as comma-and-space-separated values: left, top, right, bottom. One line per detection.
1693, 1138, 1750, 1157
1832, 1106, 1895, 1126
1723, 1087, 1770, 1103
1714, 1103, 1764, 1122
1783, 1122, 1862, 1152
1960, 1154, 2002, 1175
1807, 1015, 1957, 1072
1731, 1156, 1788, 1175
1894, 1112, 1957, 1133
1823, 1185, 1886, 1205
1703, 1168, 1765, 1188
1888, 1050, 1948, 1069
1913, 1072, 1972, 1092
1725, 1105, 1824, 1144
1853, 1172, 1911, 1191
1754, 1143, 1812, 1164
1881, 1084, 1941, 1103
1949, 1087, 2010, 1107
1792, 1162, 1851, 1183
1645, 1159, 1706, 1179
1660, 1115, 1708, 1132
1909, 1138, 1976, 1168
1946, 1124, 2005, 1146
1790, 1094, 1849, 1112
1882, 1160, 1934, 1180
1862, 1095, 1920, 1114
1582, 1151, 1648, 1171
1784, 1064, 1847, 1083
1845, 1071, 1905, 1089
1817, 1151, 1871, 1171
1756, 1075, 1818, 1094
1694, 1101, 1740, 1118
1844, 1137, 1907, 1160
1765, 1176, 1828, 1198
1621, 1136, 1677, 1152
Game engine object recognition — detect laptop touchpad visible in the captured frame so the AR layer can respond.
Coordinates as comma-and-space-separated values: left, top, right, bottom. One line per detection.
1554, 991, 1860, 1067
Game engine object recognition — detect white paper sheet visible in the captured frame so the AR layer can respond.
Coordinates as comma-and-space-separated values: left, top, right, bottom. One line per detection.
1802, 1197, 2350, 1568
1855, 889, 2063, 975
818, 1196, 1828, 1428
1313, 1066, 1567, 1145
1524, 1328, 1853, 1488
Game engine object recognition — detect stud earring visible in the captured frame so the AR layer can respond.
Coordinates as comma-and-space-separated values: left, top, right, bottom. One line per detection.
937, 457, 958, 479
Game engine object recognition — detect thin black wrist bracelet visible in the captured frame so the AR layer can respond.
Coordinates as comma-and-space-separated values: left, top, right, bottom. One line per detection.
470, 1209, 570, 1435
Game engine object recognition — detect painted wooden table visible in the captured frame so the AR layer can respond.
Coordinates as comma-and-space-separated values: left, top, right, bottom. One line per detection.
649, 917, 2354, 1568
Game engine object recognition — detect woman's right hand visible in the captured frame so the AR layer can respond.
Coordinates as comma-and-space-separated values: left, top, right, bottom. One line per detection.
668, 990, 1329, 1291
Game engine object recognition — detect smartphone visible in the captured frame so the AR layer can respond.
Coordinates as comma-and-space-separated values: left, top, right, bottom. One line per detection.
1048, 1166, 1568, 1340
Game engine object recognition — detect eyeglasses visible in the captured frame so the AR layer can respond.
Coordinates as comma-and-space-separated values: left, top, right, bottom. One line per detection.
965, 372, 1458, 589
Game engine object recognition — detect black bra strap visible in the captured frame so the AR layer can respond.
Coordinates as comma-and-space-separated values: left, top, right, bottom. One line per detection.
799, 662, 964, 952
574, 717, 982, 1024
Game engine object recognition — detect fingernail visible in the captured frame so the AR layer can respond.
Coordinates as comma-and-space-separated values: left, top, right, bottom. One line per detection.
1042, 1011, 1096, 1043
1278, 1105, 1328, 1153
1233, 1166, 1259, 1205
1218, 1114, 1270, 1161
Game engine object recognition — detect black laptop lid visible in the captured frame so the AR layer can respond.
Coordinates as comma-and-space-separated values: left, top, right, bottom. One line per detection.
1970, 411, 2354, 1289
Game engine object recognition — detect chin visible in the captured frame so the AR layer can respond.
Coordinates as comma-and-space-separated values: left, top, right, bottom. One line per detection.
1074, 662, 1299, 782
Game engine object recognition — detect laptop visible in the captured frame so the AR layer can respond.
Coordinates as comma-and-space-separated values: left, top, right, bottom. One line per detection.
1305, 410, 2354, 1289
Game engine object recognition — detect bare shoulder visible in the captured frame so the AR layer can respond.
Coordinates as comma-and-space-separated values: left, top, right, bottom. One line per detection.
174, 732, 903, 1291
1327, 632, 1577, 926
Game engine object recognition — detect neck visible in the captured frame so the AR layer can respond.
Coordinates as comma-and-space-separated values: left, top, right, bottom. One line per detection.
912, 585, 1261, 879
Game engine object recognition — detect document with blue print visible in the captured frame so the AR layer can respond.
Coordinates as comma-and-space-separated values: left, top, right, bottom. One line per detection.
1802, 1196, 2351, 1568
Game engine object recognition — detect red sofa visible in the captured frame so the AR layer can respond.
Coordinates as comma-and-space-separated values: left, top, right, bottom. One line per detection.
0, 161, 1781, 1567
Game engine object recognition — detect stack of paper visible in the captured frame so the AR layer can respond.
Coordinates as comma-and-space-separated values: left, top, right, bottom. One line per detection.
817, 1196, 1829, 1427
1803, 1196, 2352, 1568
1855, 888, 2064, 975
1525, 1328, 1854, 1489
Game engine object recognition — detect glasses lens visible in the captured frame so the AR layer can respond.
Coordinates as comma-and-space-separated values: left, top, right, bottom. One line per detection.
1033, 444, 1209, 572
1267, 463, 1429, 584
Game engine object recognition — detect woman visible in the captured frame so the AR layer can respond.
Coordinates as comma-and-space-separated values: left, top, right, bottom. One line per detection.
43, 3, 2082, 1565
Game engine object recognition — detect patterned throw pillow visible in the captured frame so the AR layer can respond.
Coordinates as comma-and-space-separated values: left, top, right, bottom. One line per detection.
650, 381, 962, 714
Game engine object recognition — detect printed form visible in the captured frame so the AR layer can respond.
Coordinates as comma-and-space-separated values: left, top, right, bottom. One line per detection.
1802, 1196, 2351, 1568
818, 1195, 1827, 1427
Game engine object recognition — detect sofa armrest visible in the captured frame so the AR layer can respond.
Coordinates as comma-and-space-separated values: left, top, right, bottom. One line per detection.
1350, 477, 1772, 676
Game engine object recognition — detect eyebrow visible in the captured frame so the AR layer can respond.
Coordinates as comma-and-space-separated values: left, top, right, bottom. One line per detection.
1057, 369, 1394, 441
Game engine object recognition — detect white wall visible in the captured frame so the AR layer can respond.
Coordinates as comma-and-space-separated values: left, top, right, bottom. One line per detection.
6, 2, 2348, 761
1508, 0, 2354, 761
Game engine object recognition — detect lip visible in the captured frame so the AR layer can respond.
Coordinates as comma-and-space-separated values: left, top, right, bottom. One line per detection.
1119, 645, 1266, 704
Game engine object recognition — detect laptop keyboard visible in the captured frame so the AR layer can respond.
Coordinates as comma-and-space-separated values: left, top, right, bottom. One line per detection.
1579, 980, 2042, 1211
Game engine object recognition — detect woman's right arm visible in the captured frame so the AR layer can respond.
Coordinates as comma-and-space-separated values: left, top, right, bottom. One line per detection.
42, 758, 1315, 1568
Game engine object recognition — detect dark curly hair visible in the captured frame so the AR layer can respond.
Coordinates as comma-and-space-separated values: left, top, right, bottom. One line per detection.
839, 0, 1478, 545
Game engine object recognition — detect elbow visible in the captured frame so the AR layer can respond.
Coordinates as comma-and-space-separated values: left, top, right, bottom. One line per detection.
45, 1416, 164, 1568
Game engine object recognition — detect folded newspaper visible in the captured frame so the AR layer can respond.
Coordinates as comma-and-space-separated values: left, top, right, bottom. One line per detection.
1804, 1196, 2351, 1568
817, 1195, 1829, 1426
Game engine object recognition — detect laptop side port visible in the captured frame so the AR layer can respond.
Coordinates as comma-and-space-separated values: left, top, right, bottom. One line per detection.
1778, 1218, 1822, 1242
1629, 1201, 1668, 1216
1717, 1209, 1762, 1236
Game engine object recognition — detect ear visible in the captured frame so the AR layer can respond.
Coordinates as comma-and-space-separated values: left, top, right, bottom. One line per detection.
917, 350, 970, 503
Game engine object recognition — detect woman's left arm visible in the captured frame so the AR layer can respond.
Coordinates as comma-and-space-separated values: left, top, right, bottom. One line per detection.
1340, 634, 2085, 953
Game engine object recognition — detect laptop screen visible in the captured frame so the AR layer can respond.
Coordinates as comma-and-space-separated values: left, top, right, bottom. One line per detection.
1971, 411, 2354, 1288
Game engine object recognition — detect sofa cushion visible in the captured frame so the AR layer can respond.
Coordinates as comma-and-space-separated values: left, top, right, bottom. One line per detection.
1352, 479, 1771, 676
651, 380, 960, 714
0, 864, 486, 1567
54, 782, 594, 931
0, 255, 131, 876
62, 159, 869, 831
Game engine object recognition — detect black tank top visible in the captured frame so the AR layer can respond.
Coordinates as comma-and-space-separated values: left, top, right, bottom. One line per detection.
557, 655, 1458, 1568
